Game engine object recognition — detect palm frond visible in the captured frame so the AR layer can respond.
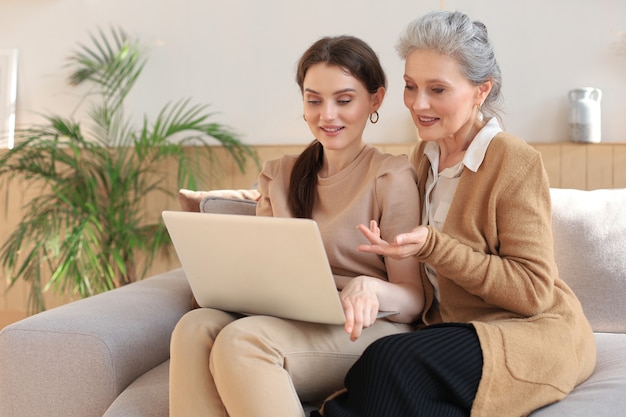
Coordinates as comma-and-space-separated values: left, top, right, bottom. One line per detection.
67, 26, 146, 113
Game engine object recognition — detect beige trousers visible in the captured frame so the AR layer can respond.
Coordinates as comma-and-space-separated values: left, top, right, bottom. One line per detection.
169, 308, 412, 417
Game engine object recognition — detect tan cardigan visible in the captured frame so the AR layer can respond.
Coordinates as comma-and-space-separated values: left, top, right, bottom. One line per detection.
411, 133, 596, 417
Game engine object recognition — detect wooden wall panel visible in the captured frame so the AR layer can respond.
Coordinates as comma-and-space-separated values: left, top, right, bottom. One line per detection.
1, 174, 32, 326
141, 154, 180, 279
1, 141, 624, 328
613, 144, 626, 188
531, 143, 626, 190
233, 145, 305, 189
586, 145, 615, 190
559, 143, 588, 189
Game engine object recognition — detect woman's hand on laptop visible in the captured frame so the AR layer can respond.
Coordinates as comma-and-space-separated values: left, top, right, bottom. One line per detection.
340, 276, 381, 341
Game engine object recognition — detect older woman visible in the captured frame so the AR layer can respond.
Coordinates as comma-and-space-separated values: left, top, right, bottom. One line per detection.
315, 10, 596, 417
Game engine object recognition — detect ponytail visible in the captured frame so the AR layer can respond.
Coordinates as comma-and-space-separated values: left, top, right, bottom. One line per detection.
288, 140, 324, 218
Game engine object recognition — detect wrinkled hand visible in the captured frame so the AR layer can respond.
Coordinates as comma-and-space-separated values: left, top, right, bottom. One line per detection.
340, 276, 379, 341
357, 220, 428, 260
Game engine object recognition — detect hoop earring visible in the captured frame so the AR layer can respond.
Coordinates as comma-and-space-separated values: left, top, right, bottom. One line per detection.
369, 111, 379, 124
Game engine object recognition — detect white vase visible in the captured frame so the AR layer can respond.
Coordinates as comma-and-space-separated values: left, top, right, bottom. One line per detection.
568, 87, 602, 143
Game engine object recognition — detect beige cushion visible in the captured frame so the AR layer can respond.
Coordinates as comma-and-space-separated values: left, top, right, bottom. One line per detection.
178, 189, 210, 212
550, 187, 626, 333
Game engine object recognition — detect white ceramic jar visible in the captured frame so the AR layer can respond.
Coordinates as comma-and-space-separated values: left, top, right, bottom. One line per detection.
568, 87, 602, 143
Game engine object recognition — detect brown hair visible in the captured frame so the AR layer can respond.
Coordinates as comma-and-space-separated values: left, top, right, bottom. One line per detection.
289, 36, 386, 218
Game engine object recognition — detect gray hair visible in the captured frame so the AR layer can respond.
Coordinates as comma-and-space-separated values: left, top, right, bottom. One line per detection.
396, 10, 504, 122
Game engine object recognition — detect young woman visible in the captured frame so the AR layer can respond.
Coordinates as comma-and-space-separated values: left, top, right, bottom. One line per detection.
169, 35, 424, 417
315, 11, 596, 417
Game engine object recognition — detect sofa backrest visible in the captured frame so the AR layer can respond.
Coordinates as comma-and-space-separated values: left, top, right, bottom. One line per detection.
201, 188, 626, 334
550, 187, 626, 334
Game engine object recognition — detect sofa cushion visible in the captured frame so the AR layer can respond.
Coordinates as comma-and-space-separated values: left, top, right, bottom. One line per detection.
101, 358, 319, 417
549, 188, 626, 333
200, 196, 258, 216
103, 360, 169, 417
178, 188, 260, 213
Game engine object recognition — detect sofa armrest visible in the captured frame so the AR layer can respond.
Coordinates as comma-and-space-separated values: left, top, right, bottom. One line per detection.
0, 268, 192, 417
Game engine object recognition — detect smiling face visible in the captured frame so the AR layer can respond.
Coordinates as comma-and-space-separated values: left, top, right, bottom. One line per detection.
403, 49, 490, 144
302, 63, 383, 153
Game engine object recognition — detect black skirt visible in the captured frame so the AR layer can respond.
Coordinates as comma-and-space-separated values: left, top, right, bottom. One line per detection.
312, 323, 483, 417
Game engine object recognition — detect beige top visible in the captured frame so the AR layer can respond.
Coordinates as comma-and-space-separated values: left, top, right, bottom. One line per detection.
256, 144, 420, 281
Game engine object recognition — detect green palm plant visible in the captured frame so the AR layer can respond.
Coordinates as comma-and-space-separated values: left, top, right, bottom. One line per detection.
0, 27, 258, 313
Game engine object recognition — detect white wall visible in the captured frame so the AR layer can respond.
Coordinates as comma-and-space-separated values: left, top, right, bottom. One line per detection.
1, 0, 625, 145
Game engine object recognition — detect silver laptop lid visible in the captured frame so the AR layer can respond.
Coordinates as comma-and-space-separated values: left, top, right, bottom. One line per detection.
162, 211, 346, 325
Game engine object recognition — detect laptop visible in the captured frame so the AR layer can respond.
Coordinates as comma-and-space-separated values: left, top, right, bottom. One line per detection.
162, 210, 397, 325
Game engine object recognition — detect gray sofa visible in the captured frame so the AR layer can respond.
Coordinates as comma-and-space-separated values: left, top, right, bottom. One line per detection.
1, 187, 625, 417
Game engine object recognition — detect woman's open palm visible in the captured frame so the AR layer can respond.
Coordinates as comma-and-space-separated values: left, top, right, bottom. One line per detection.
357, 221, 429, 260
